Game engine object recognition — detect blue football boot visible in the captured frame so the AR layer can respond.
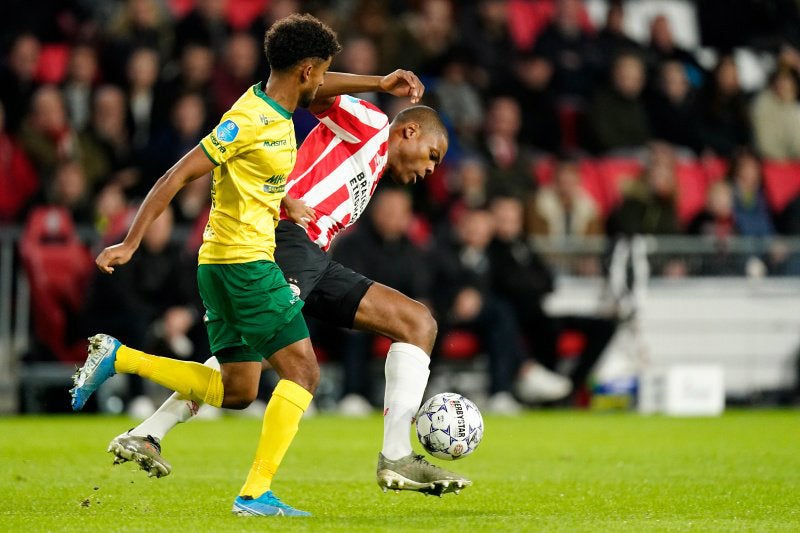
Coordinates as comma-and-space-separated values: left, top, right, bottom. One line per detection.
70, 334, 121, 410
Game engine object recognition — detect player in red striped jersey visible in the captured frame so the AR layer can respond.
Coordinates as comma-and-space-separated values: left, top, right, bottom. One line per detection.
110, 71, 471, 496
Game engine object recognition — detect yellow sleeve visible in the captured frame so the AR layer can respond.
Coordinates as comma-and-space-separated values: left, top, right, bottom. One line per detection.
199, 108, 255, 166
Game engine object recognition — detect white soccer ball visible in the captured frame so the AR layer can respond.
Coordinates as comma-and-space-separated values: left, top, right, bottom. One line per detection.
415, 392, 484, 460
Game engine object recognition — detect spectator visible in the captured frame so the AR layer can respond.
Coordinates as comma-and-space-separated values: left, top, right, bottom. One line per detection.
174, 0, 231, 56
211, 32, 260, 115
0, 101, 39, 222
104, 0, 173, 83
401, 0, 458, 75
82, 206, 203, 412
646, 14, 704, 86
48, 161, 93, 225
334, 36, 381, 105
647, 60, 703, 154
698, 53, 752, 157
594, 0, 644, 80
688, 181, 738, 238
529, 158, 602, 238
504, 53, 561, 154
729, 149, 775, 238
77, 85, 134, 192
606, 143, 680, 236
330, 188, 432, 415
430, 208, 567, 413
480, 96, 537, 201
687, 181, 741, 275
588, 52, 650, 154
489, 195, 613, 396
125, 47, 161, 149
155, 43, 215, 124
0, 33, 41, 133
458, 0, 515, 90
533, 0, 597, 101
433, 47, 485, 148
751, 68, 800, 160
18, 85, 79, 183
143, 92, 209, 207
338, 0, 405, 74
62, 44, 100, 131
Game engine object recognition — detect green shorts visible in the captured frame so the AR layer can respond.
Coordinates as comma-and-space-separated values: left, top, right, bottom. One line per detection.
197, 261, 308, 363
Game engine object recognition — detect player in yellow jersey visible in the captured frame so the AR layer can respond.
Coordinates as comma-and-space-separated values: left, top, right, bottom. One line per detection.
70, 13, 420, 517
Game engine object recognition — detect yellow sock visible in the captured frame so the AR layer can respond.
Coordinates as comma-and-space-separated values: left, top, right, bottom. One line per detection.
114, 345, 224, 408
239, 379, 312, 497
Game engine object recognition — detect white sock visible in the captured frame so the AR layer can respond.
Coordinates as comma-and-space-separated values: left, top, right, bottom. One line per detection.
381, 342, 430, 460
130, 356, 220, 441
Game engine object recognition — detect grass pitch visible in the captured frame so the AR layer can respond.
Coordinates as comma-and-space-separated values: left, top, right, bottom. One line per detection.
1, 410, 799, 532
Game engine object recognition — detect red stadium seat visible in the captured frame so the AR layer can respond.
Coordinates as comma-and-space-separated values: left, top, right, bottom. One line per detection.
35, 44, 70, 84
534, 157, 605, 212
593, 158, 644, 213
507, 0, 595, 51
19, 207, 94, 363
702, 156, 729, 183
439, 330, 481, 360
676, 161, 709, 226
225, 0, 267, 30
762, 161, 800, 213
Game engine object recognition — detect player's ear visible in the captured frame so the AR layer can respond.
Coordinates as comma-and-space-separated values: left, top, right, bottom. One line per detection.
299, 62, 314, 82
403, 122, 420, 139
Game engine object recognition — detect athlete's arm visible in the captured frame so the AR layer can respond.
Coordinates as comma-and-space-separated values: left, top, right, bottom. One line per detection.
309, 70, 425, 114
95, 147, 215, 274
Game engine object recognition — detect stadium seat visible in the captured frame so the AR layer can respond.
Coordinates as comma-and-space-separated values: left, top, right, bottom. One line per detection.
19, 207, 94, 363
439, 330, 481, 360
225, 0, 267, 30
34, 44, 70, 84
533, 157, 606, 212
762, 161, 800, 213
702, 156, 729, 183
507, 0, 595, 51
676, 161, 709, 226
593, 158, 644, 213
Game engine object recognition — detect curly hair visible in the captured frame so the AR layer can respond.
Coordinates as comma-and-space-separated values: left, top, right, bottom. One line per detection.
264, 14, 341, 71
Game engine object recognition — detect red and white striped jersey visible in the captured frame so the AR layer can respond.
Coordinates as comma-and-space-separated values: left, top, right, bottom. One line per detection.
281, 95, 390, 250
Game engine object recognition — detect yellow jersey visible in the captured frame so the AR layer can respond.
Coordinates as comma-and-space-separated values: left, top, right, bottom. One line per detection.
198, 83, 297, 264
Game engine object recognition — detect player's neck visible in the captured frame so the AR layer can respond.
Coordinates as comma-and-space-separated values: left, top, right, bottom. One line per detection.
263, 75, 300, 113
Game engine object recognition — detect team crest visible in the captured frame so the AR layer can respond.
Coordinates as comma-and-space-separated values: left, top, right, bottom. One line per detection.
216, 119, 239, 142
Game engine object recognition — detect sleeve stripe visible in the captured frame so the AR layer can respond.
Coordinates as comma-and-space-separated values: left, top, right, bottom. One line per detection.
199, 142, 220, 165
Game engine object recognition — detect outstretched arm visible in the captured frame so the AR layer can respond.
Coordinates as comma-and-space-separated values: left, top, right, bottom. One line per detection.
309, 70, 425, 114
95, 147, 215, 274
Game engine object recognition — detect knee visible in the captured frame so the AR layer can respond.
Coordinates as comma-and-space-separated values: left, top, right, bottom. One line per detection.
295, 362, 320, 395
221, 387, 259, 410
398, 301, 437, 352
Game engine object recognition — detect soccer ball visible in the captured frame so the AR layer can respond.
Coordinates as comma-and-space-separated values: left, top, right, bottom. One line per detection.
415, 392, 484, 460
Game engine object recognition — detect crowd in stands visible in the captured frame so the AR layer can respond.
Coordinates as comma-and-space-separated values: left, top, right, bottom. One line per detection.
3, 0, 800, 412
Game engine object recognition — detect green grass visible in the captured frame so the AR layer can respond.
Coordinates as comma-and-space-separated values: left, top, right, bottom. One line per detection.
1, 411, 799, 532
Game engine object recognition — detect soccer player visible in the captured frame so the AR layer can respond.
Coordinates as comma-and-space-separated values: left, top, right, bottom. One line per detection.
69, 14, 410, 517
104, 82, 470, 495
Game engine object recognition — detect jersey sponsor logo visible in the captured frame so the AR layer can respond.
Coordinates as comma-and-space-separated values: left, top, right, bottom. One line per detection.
263, 174, 287, 194
216, 119, 239, 142
259, 114, 270, 125
263, 139, 288, 147
264, 174, 286, 185
344, 95, 359, 104
263, 184, 286, 194
347, 171, 370, 223
208, 133, 227, 153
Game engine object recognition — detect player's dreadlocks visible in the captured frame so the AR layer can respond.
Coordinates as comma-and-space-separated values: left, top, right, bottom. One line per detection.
264, 14, 341, 71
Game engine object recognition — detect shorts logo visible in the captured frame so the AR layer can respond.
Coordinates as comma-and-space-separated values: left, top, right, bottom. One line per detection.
216, 120, 239, 142
286, 277, 301, 298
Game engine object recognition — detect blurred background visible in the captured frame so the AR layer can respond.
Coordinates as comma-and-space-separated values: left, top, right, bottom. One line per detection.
1, 0, 799, 417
